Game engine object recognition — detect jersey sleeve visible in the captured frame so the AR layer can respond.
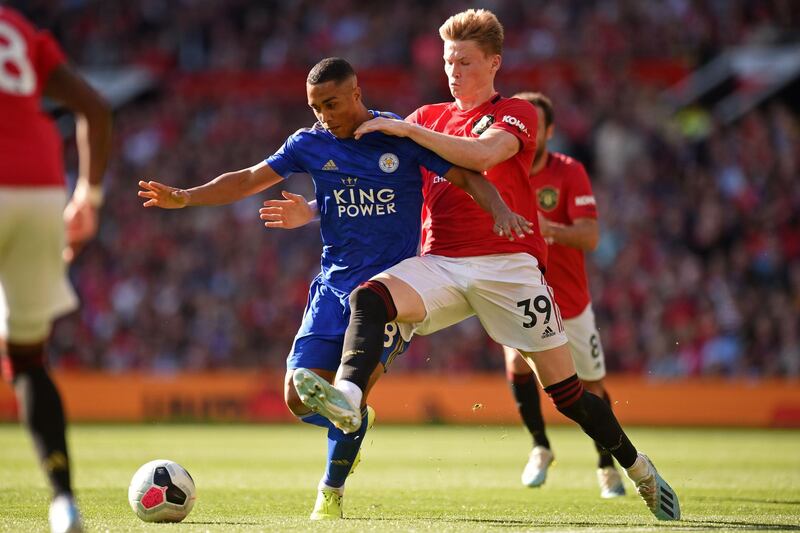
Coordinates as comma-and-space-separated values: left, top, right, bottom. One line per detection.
405, 106, 424, 125
264, 131, 305, 179
34, 30, 67, 85
489, 98, 538, 152
566, 162, 598, 221
412, 144, 453, 178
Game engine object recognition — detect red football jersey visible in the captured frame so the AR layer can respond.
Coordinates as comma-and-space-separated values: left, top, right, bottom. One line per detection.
532, 152, 598, 319
408, 94, 547, 265
0, 7, 67, 187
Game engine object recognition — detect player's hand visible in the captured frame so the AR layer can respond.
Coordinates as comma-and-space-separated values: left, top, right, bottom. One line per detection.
538, 213, 564, 245
138, 180, 190, 209
353, 117, 410, 140
62, 197, 98, 263
259, 190, 314, 229
493, 209, 534, 241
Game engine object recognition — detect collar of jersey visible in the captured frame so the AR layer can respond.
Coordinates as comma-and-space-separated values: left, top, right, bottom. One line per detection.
449, 92, 501, 115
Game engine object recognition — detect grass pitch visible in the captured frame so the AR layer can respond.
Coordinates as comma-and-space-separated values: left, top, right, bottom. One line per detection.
0, 424, 798, 532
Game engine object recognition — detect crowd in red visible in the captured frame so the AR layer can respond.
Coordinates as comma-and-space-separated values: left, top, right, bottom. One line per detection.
16, 0, 798, 377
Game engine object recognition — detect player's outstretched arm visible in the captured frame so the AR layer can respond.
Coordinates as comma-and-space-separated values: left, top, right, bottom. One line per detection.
539, 215, 599, 250
354, 118, 517, 172
138, 161, 282, 209
259, 191, 318, 229
443, 167, 533, 240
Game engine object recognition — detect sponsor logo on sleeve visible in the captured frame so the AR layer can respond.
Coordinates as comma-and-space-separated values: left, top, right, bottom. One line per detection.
501, 115, 529, 136
574, 195, 596, 207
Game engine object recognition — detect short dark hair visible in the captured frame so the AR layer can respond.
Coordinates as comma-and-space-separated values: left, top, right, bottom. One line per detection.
307, 57, 356, 85
513, 91, 554, 128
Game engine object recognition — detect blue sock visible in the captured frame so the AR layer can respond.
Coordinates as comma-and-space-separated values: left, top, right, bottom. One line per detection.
322, 406, 369, 488
299, 412, 332, 429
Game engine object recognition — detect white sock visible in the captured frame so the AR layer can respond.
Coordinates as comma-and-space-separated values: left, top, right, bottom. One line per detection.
625, 453, 650, 483
318, 479, 344, 496
336, 380, 363, 409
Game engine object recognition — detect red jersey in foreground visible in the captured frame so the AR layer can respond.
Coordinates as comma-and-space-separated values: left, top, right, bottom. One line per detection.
0, 7, 66, 187
408, 94, 547, 265
532, 152, 598, 319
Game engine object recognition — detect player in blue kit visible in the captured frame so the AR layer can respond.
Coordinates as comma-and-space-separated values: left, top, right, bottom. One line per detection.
138, 57, 531, 520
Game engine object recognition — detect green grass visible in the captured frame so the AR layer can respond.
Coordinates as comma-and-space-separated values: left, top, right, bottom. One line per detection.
0, 424, 798, 532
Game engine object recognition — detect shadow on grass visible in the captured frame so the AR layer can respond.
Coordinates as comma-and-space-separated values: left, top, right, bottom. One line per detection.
681, 518, 800, 530
717, 497, 800, 506
348, 516, 800, 530
183, 520, 262, 525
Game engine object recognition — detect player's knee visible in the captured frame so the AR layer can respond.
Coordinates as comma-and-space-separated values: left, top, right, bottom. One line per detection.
1, 343, 46, 383
284, 370, 305, 415
349, 280, 396, 320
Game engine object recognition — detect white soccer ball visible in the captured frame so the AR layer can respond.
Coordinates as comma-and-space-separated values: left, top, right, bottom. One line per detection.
128, 459, 196, 522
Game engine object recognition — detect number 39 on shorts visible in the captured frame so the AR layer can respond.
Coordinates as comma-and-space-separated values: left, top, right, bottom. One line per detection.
516, 295, 553, 329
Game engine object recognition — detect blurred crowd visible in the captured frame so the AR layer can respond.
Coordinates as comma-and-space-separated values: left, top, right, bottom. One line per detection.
14, 1, 799, 377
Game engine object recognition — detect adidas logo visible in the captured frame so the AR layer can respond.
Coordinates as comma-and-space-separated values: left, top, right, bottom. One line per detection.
541, 326, 556, 339
322, 159, 339, 171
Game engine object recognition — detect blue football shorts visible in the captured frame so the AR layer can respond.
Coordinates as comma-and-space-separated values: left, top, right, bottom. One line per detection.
286, 275, 408, 372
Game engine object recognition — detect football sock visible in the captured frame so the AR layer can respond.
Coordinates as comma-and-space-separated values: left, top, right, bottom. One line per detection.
299, 411, 332, 429
322, 406, 369, 489
338, 280, 397, 393
595, 390, 616, 468
544, 374, 638, 469
507, 371, 550, 449
7, 344, 72, 496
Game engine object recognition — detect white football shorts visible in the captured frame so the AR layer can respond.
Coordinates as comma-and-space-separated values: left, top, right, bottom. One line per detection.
0, 187, 78, 343
564, 303, 606, 381
387, 253, 568, 353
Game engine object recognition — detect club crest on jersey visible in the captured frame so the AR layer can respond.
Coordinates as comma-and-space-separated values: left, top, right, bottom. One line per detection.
471, 114, 495, 136
379, 153, 399, 173
537, 186, 559, 211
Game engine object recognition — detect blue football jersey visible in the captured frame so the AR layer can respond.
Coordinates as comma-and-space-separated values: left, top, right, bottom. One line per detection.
266, 111, 453, 293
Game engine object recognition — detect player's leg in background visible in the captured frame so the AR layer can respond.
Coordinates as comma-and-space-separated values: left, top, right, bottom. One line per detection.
582, 378, 625, 498
563, 306, 625, 497
504, 346, 554, 487
3, 338, 73, 497
0, 189, 83, 532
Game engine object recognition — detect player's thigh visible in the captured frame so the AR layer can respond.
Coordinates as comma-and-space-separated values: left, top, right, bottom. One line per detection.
380, 256, 474, 340
464, 253, 567, 353
564, 304, 607, 382
286, 277, 348, 372
371, 274, 426, 323
0, 188, 77, 343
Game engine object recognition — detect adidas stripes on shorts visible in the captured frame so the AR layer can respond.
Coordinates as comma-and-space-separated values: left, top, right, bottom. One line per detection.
387, 253, 568, 353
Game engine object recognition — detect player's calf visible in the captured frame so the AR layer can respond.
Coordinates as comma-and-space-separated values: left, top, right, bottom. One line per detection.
4, 342, 73, 498
543, 374, 638, 469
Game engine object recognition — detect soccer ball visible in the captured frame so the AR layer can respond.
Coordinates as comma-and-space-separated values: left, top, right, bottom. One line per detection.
128, 459, 196, 522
